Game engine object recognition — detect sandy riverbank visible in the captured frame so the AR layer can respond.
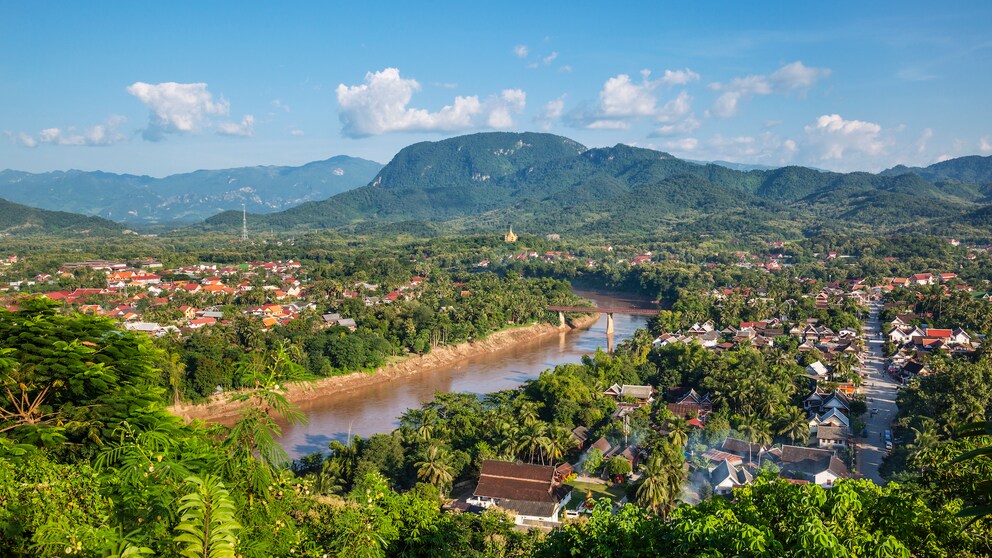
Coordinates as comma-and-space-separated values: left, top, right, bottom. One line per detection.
169, 314, 599, 424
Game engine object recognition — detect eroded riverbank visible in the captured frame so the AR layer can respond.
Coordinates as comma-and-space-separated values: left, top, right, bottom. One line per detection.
169, 314, 598, 425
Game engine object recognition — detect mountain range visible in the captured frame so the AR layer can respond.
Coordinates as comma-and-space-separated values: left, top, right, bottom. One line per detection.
0, 156, 382, 224
4, 131, 992, 240
204, 132, 992, 239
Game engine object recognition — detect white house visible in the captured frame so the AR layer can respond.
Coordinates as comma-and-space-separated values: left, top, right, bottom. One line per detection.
468, 460, 571, 526
709, 459, 754, 495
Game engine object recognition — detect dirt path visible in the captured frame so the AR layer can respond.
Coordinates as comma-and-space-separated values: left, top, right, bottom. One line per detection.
169, 315, 599, 424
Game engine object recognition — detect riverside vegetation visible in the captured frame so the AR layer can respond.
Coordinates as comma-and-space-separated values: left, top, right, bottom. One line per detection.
0, 231, 991, 556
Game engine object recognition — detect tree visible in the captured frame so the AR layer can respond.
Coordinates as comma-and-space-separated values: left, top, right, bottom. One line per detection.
775, 406, 810, 444
415, 444, 454, 491
583, 448, 605, 475
606, 456, 632, 478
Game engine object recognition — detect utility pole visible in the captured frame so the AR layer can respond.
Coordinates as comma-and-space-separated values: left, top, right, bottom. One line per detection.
241, 204, 248, 242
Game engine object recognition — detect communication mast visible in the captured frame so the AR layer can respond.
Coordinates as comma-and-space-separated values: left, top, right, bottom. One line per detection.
241, 204, 248, 242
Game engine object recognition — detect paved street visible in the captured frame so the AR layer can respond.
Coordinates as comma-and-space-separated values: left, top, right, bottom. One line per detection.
857, 301, 900, 484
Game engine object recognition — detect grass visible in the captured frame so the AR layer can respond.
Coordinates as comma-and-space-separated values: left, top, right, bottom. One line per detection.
564, 480, 627, 510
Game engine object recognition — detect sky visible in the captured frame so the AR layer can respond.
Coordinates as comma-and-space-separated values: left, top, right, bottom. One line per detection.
2, 1, 991, 177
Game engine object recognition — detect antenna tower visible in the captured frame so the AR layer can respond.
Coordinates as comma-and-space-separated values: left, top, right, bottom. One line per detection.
241, 204, 248, 242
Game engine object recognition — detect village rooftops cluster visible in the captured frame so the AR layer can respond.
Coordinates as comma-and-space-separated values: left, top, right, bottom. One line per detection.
654, 317, 864, 364
0, 258, 426, 337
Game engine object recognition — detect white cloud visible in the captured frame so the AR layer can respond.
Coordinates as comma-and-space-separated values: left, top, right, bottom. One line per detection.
559, 65, 573, 73
659, 137, 699, 152
487, 89, 527, 128
289, 129, 305, 136
14, 116, 127, 147
710, 61, 829, 117
599, 71, 659, 118
127, 81, 232, 140
980, 136, 992, 153
535, 96, 565, 130
542, 51, 558, 65
769, 61, 831, 92
514, 44, 529, 58
800, 114, 890, 167
659, 68, 700, 86
272, 99, 290, 112
915, 128, 933, 155
335, 68, 526, 137
217, 114, 255, 137
434, 82, 458, 89
571, 69, 700, 133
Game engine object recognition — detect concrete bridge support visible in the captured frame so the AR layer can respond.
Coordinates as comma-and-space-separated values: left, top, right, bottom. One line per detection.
558, 311, 566, 327
606, 312, 615, 335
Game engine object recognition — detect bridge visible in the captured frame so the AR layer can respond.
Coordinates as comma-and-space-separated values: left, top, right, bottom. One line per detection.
547, 305, 660, 335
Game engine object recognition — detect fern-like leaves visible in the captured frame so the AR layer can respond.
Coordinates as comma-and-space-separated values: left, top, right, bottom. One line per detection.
173, 475, 241, 558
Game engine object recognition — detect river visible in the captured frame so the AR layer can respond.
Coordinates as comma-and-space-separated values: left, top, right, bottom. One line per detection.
279, 290, 651, 459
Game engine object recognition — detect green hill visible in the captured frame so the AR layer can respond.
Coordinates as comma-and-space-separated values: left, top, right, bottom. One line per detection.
0, 197, 124, 235
0, 155, 383, 224
202, 132, 992, 240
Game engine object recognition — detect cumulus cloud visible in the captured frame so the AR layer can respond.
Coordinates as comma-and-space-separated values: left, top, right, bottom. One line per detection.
272, 99, 290, 112
659, 68, 700, 86
127, 81, 250, 141
289, 129, 305, 136
217, 114, 255, 137
981, 136, 992, 153
335, 68, 526, 137
710, 61, 829, 117
542, 51, 558, 65
569, 69, 700, 133
659, 137, 699, 152
559, 65, 573, 73
599, 71, 659, 118
12, 116, 127, 147
803, 114, 888, 161
535, 96, 565, 130
514, 44, 529, 58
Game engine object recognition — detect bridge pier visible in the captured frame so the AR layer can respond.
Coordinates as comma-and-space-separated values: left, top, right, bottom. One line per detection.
606, 312, 615, 335
558, 311, 566, 327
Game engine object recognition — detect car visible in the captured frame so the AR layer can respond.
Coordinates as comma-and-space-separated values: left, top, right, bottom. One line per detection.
885, 441, 893, 451
871, 408, 879, 414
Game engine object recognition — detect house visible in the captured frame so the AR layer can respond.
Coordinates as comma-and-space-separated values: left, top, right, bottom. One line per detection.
570, 426, 590, 449
709, 459, 754, 495
467, 460, 571, 525
778, 445, 848, 487
805, 361, 829, 378
603, 383, 655, 404
816, 426, 848, 450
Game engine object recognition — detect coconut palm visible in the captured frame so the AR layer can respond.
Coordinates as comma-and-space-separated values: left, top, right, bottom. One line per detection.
636, 455, 671, 515
415, 444, 454, 491
776, 406, 810, 444
542, 427, 575, 467
667, 416, 690, 448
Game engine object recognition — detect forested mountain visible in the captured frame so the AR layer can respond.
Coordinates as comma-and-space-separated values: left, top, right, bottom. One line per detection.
0, 155, 382, 224
882, 154, 992, 186
0, 197, 123, 234
205, 132, 992, 239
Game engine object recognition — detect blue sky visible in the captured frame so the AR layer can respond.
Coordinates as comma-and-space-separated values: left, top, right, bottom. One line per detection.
2, 1, 990, 176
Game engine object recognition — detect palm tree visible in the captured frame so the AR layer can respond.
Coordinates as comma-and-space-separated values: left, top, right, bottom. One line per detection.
636, 455, 671, 516
415, 444, 454, 491
776, 406, 810, 444
542, 427, 575, 467
517, 422, 548, 464
667, 417, 690, 448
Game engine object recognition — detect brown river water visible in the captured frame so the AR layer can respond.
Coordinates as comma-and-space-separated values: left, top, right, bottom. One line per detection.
278, 290, 651, 459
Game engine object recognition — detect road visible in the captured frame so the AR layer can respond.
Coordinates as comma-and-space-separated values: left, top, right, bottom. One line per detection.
856, 301, 900, 484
